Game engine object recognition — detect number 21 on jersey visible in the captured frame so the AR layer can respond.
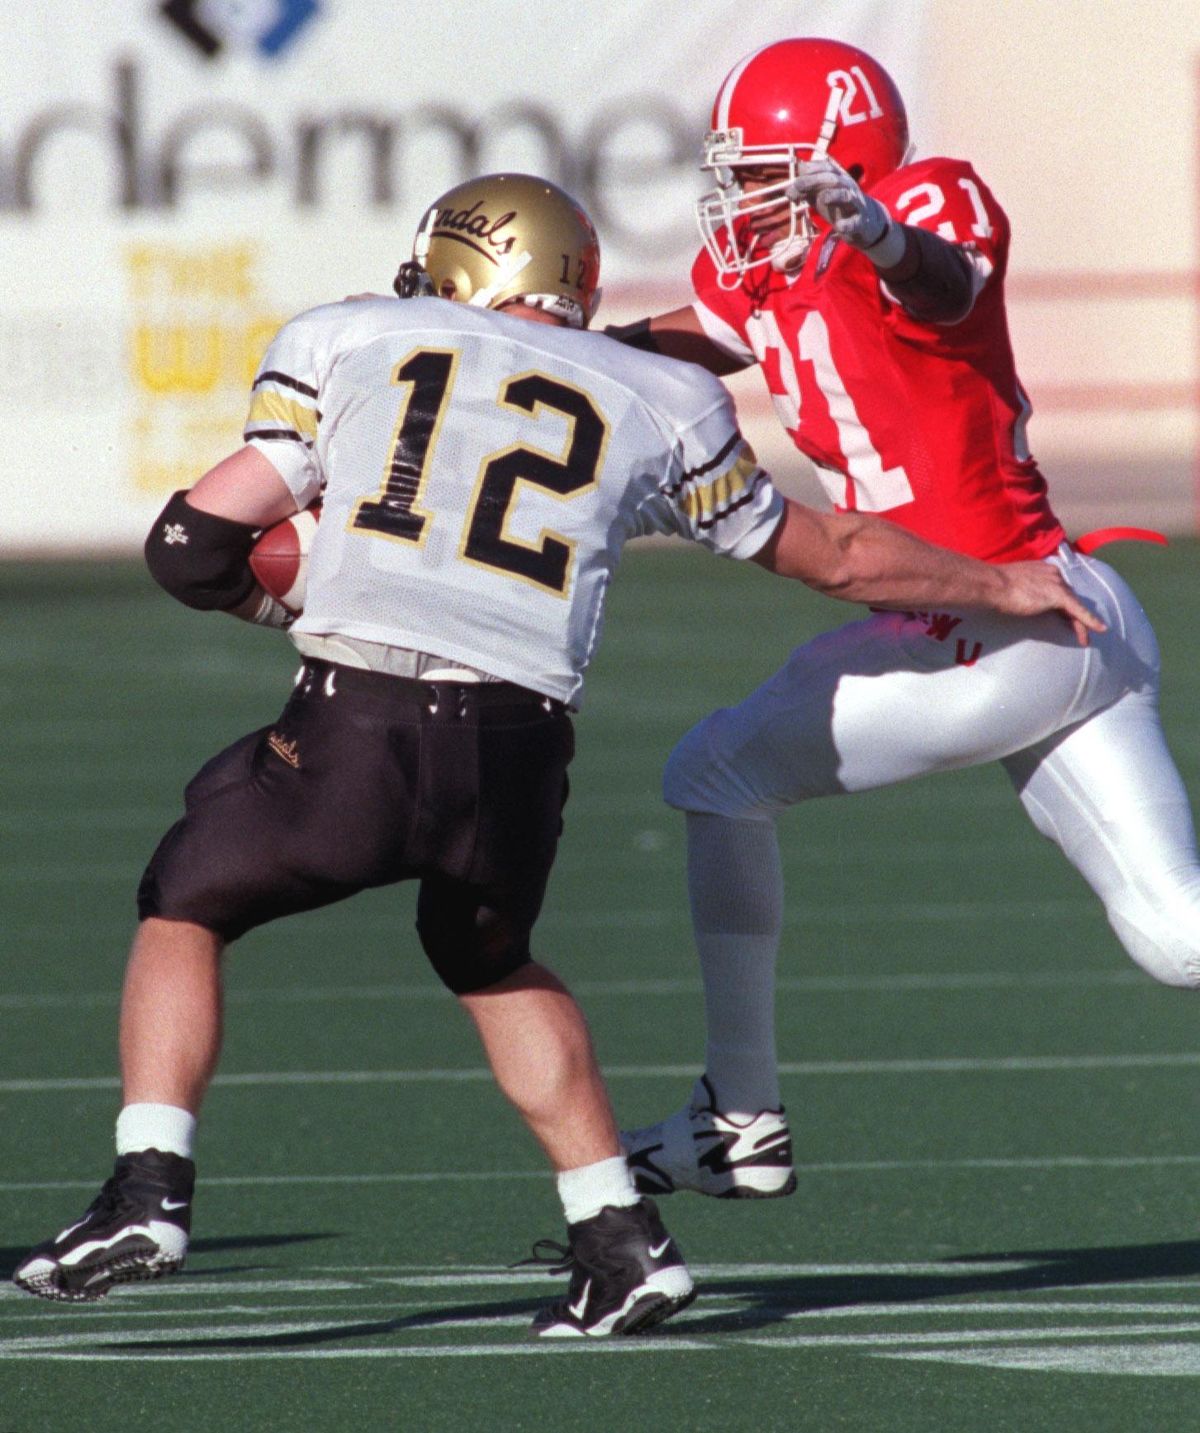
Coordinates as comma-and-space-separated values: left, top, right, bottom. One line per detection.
750, 309, 914, 513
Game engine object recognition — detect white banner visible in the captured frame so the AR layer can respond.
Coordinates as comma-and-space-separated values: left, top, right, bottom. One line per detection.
0, 1, 925, 552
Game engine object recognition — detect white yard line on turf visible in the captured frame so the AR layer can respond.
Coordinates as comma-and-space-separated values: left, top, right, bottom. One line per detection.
0, 1342, 713, 1360
741, 1322, 1200, 1350
5, 1152, 1200, 1197
5, 1051, 1200, 1094
0, 969, 1142, 1009
6, 1297, 1200, 1322
6, 1320, 1200, 1363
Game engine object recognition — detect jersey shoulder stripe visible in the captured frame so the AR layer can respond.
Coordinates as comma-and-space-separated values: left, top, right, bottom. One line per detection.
664, 432, 741, 495
253, 369, 319, 399
690, 463, 771, 531
245, 390, 319, 442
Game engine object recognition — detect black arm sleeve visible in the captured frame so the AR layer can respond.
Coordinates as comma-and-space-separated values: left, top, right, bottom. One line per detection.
144, 490, 259, 611
603, 315, 750, 376
601, 318, 662, 353
875, 225, 978, 324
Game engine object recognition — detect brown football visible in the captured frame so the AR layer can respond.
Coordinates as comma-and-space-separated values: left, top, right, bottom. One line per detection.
249, 504, 321, 614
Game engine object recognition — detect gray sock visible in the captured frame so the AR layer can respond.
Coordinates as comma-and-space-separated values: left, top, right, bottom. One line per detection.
687, 811, 784, 1112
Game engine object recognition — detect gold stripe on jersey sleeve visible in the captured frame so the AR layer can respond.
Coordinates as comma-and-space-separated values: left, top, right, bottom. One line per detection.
681, 451, 759, 525
245, 390, 318, 440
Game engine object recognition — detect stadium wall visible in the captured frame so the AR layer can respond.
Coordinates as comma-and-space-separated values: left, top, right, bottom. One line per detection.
1, 1, 1194, 554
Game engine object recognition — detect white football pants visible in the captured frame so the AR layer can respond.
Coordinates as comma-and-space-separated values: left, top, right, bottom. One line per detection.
664, 545, 1200, 987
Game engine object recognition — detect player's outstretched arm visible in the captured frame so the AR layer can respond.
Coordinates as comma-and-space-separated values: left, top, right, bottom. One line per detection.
752, 501, 1104, 645
604, 306, 750, 376
788, 158, 977, 324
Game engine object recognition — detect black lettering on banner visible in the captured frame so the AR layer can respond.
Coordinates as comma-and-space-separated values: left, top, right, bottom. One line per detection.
2, 58, 698, 260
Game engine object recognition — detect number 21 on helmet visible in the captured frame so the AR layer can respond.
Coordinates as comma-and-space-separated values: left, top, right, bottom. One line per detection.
696, 37, 911, 278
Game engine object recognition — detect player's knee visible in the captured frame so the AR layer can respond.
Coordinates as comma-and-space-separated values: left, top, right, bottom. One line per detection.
663, 718, 767, 820
416, 900, 532, 995
664, 720, 724, 810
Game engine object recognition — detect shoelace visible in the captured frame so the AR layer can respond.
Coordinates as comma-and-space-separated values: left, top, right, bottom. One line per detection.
86, 1174, 129, 1216
87, 1163, 177, 1223
510, 1238, 574, 1276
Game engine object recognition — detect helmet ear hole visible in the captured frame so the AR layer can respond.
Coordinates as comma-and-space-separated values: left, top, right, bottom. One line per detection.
439, 280, 457, 300
847, 164, 865, 182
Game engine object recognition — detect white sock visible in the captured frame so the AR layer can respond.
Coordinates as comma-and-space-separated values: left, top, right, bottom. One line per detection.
556, 1156, 639, 1225
115, 1103, 197, 1159
687, 811, 784, 1113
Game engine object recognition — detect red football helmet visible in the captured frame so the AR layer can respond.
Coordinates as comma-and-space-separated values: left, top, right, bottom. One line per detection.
697, 38, 911, 279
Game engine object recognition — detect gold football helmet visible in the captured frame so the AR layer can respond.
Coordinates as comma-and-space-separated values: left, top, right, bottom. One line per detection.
394, 172, 601, 328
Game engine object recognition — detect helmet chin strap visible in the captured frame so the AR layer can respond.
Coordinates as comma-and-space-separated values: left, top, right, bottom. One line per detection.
473, 252, 592, 327
394, 206, 440, 298
470, 250, 534, 308
412, 206, 437, 264
770, 233, 811, 273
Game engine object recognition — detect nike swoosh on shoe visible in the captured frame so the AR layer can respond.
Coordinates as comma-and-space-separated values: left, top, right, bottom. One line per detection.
567, 1278, 592, 1320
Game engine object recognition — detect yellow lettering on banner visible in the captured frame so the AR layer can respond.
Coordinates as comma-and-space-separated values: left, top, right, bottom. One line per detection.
130, 321, 284, 396
124, 243, 258, 301
133, 324, 223, 395
129, 454, 209, 494
183, 414, 249, 447
125, 242, 285, 495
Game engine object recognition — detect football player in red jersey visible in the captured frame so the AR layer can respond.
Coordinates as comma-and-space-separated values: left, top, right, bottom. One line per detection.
617, 37, 1200, 1200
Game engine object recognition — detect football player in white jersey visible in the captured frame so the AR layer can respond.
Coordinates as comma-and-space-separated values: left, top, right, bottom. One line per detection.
14, 173, 1097, 1336
612, 38, 1200, 1203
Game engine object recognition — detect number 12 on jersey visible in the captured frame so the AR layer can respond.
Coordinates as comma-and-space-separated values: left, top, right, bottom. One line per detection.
350, 347, 607, 595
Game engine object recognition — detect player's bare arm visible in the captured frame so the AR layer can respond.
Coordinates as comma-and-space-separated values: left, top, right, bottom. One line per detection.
144, 445, 300, 626
752, 500, 1104, 644
186, 445, 300, 528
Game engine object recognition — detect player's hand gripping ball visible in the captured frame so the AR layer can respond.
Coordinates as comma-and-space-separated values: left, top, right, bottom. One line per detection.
248, 504, 320, 615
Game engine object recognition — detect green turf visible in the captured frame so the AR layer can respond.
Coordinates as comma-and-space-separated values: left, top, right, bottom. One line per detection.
3, 544, 1200, 1431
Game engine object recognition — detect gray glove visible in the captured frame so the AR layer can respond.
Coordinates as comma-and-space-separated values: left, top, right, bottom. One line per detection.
245, 590, 296, 630
786, 156, 905, 267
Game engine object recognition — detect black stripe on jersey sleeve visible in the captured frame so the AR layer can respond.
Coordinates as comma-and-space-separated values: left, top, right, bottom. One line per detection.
243, 427, 309, 443
253, 370, 319, 399
662, 433, 741, 498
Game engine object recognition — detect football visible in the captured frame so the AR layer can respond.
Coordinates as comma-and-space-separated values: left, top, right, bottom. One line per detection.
249, 504, 321, 614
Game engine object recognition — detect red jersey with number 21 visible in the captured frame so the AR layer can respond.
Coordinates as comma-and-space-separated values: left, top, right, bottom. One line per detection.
691, 156, 1065, 563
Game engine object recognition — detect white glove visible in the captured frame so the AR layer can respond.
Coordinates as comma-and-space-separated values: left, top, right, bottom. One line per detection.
786, 157, 904, 267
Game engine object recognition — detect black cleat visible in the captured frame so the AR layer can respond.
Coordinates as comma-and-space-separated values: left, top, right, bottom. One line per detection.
523, 1198, 695, 1338
13, 1149, 194, 1303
